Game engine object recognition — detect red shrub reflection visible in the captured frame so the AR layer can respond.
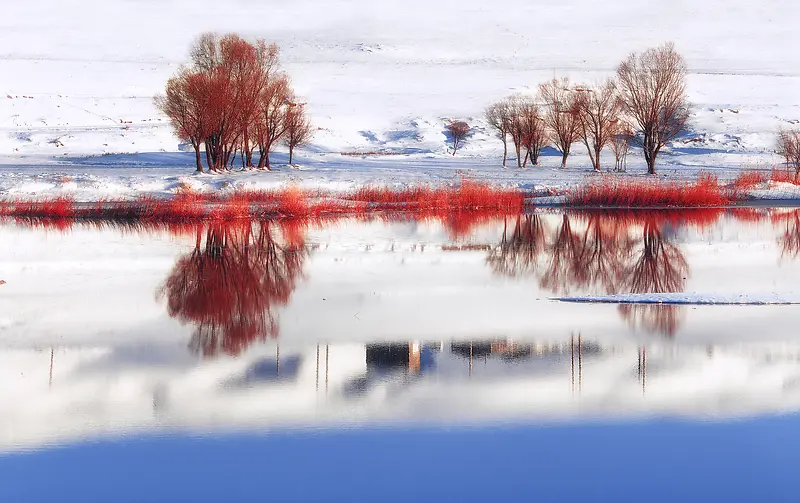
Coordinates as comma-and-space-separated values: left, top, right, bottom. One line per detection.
158, 221, 307, 357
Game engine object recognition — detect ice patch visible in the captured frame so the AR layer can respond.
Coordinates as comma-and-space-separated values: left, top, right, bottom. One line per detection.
551, 293, 800, 305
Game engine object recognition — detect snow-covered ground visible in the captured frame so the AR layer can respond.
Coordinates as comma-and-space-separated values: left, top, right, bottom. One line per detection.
2, 1, 800, 199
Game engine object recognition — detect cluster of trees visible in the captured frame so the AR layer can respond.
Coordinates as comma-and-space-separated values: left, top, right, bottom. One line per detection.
486, 42, 689, 175
155, 33, 313, 173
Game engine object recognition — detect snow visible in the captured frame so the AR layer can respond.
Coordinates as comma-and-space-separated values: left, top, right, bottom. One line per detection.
553, 293, 800, 305
2, 1, 800, 199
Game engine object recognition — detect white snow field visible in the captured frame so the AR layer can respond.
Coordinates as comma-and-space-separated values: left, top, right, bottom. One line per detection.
1, 1, 800, 199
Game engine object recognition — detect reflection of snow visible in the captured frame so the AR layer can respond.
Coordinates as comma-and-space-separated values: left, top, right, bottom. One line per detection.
5, 339, 800, 452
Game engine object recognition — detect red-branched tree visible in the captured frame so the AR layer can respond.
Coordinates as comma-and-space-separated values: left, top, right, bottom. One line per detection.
283, 102, 314, 165
156, 33, 297, 173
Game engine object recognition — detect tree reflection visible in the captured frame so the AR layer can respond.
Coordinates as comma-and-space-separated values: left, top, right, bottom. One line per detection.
486, 214, 548, 276
540, 215, 584, 294
622, 220, 688, 294
618, 304, 683, 337
775, 210, 800, 260
490, 211, 699, 337
159, 221, 308, 357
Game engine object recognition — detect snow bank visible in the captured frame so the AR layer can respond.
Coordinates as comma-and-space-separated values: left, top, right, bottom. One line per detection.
553, 293, 800, 305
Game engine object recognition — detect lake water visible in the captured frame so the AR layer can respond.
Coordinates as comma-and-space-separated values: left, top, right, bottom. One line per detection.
2, 208, 800, 502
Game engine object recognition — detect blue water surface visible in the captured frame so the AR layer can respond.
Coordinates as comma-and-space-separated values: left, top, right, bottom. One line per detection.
1, 416, 797, 503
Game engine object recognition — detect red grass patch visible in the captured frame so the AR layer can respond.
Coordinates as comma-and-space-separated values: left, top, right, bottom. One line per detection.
732, 170, 767, 191
770, 168, 800, 185
347, 181, 524, 212
567, 175, 730, 208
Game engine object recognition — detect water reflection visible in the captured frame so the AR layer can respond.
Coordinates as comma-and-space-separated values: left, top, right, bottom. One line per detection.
6, 207, 800, 352
775, 209, 800, 259
158, 221, 308, 357
487, 211, 696, 336
11, 337, 800, 452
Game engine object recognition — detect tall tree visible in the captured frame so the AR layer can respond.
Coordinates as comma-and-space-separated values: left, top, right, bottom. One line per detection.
539, 77, 581, 169
283, 103, 314, 165
616, 42, 690, 175
575, 79, 623, 172
485, 100, 512, 167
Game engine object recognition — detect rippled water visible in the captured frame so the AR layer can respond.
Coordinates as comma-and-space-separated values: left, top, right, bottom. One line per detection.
2, 209, 800, 501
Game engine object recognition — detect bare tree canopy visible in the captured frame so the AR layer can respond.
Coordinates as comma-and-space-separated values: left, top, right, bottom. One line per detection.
777, 129, 800, 179
446, 120, 471, 155
616, 42, 690, 175
283, 103, 314, 165
575, 79, 623, 172
485, 100, 512, 167
539, 77, 581, 169
155, 32, 295, 173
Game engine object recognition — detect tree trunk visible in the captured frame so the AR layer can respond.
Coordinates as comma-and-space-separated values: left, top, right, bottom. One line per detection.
452, 138, 457, 155
501, 138, 507, 168
522, 150, 529, 168
204, 142, 213, 173
193, 142, 203, 173
594, 149, 601, 172
289, 145, 294, 165
561, 149, 569, 169
257, 146, 266, 169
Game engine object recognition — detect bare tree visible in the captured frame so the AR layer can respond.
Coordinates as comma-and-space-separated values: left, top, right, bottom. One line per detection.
155, 69, 212, 173
616, 42, 690, 175
610, 122, 635, 172
446, 120, 470, 155
283, 103, 314, 165
777, 129, 800, 179
574, 79, 623, 172
518, 100, 548, 167
506, 95, 526, 167
485, 100, 512, 167
539, 77, 581, 169
254, 74, 292, 170
505, 94, 544, 167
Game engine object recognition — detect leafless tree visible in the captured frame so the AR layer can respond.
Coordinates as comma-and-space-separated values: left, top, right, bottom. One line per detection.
518, 100, 549, 167
485, 100, 512, 167
616, 42, 690, 175
505, 94, 545, 167
574, 79, 623, 172
610, 122, 635, 172
539, 77, 581, 169
254, 74, 292, 170
446, 120, 470, 155
777, 129, 800, 179
283, 102, 314, 165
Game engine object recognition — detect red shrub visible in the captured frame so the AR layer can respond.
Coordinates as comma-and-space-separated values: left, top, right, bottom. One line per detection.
732, 170, 767, 190
770, 168, 800, 185
567, 176, 730, 208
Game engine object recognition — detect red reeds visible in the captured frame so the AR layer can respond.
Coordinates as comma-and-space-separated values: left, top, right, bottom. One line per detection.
566, 174, 730, 208
770, 167, 800, 185
346, 181, 524, 212
732, 170, 767, 191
